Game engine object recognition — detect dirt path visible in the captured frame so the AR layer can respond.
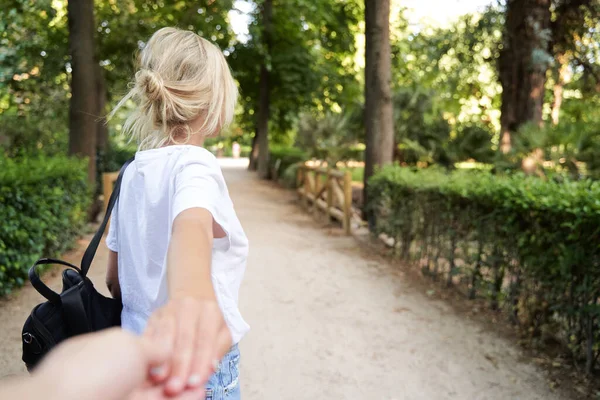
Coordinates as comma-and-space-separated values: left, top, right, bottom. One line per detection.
0, 160, 563, 399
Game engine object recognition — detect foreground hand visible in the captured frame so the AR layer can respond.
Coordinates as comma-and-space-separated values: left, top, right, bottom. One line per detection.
32, 328, 171, 400
145, 296, 232, 397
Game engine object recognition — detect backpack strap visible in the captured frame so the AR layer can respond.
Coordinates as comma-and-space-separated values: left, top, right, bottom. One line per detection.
29, 258, 81, 304
80, 158, 133, 277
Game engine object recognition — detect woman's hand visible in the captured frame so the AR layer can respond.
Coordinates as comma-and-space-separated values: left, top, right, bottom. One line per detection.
145, 296, 232, 397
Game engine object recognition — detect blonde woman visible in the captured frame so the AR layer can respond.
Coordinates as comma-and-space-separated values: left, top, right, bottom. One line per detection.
106, 27, 249, 399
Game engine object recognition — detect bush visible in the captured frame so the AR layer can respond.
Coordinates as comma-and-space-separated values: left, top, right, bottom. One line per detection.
280, 163, 302, 188
296, 112, 361, 165
240, 145, 252, 158
368, 166, 600, 372
98, 144, 136, 175
0, 156, 91, 296
269, 146, 309, 180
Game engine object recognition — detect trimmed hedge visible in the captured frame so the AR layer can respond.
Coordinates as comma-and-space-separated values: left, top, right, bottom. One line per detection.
269, 146, 308, 180
0, 156, 91, 295
269, 146, 308, 170
98, 145, 136, 176
368, 166, 600, 372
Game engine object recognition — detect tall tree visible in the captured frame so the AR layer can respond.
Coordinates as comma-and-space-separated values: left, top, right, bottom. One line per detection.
96, 64, 109, 152
256, 0, 273, 179
232, 0, 362, 170
550, 0, 597, 125
67, 0, 98, 186
363, 0, 394, 220
498, 0, 551, 152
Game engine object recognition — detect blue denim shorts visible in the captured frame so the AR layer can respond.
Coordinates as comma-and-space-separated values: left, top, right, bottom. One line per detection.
205, 345, 241, 400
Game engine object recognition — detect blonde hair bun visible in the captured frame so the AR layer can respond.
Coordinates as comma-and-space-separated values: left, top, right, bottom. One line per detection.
110, 27, 238, 150
136, 69, 165, 103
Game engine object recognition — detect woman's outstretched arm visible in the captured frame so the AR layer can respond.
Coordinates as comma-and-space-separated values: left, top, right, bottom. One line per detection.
145, 207, 232, 397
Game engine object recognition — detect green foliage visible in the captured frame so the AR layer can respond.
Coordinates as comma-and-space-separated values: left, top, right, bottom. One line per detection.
230, 0, 362, 138
0, 155, 91, 295
95, 0, 234, 97
498, 118, 600, 178
449, 122, 496, 164
389, 7, 504, 166
368, 166, 600, 370
98, 144, 136, 175
0, 0, 235, 156
296, 111, 361, 165
280, 162, 301, 188
0, 0, 70, 155
346, 166, 363, 182
391, 6, 504, 130
269, 145, 308, 179
392, 87, 452, 166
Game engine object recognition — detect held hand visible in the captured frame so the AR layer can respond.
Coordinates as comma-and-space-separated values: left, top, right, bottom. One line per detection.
144, 296, 232, 397
32, 328, 171, 400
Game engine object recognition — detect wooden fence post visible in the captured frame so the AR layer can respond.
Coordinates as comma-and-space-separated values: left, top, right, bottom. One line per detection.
102, 172, 119, 228
313, 169, 321, 216
296, 165, 303, 190
343, 170, 352, 235
303, 168, 310, 210
326, 172, 333, 223
102, 173, 112, 213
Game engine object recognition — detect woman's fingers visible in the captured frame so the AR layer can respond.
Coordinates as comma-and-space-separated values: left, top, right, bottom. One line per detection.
187, 302, 232, 390
145, 297, 230, 396
144, 313, 176, 383
165, 299, 200, 395
187, 312, 218, 389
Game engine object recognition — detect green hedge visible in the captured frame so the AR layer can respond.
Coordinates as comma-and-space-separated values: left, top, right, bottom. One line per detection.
0, 156, 91, 295
269, 146, 309, 179
98, 145, 136, 176
368, 166, 600, 372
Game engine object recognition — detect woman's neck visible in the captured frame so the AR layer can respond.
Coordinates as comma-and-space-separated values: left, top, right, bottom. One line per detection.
165, 131, 205, 148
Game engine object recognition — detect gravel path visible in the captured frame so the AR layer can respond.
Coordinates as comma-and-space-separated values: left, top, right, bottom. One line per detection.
0, 159, 563, 399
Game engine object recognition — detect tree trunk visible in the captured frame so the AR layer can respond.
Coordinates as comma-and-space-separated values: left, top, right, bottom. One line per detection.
549, 0, 591, 126
498, 0, 551, 153
68, 0, 98, 187
248, 128, 259, 171
363, 0, 394, 222
256, 0, 272, 180
96, 64, 109, 154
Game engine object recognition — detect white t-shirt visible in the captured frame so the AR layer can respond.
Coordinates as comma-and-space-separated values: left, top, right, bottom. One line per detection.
106, 145, 250, 344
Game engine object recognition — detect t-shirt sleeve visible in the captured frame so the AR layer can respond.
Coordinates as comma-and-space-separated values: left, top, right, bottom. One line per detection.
172, 156, 231, 250
106, 205, 119, 252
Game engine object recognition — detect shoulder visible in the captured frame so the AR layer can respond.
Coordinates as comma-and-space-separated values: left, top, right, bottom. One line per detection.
176, 146, 218, 166
172, 146, 222, 175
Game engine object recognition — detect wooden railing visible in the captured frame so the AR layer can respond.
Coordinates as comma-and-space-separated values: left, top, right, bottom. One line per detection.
296, 165, 353, 235
102, 172, 119, 221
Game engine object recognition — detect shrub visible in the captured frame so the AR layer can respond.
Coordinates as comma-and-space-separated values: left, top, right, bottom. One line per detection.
0, 156, 91, 296
269, 146, 309, 180
280, 163, 302, 188
98, 144, 136, 175
240, 145, 252, 158
296, 112, 362, 165
368, 166, 600, 373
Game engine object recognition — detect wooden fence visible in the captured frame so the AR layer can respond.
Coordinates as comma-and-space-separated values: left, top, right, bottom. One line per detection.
102, 172, 119, 223
296, 165, 353, 235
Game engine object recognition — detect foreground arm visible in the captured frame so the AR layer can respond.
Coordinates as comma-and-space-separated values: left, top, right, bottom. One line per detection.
145, 208, 232, 397
0, 329, 171, 400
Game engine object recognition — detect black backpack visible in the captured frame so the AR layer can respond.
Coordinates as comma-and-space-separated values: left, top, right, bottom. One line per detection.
22, 160, 131, 371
